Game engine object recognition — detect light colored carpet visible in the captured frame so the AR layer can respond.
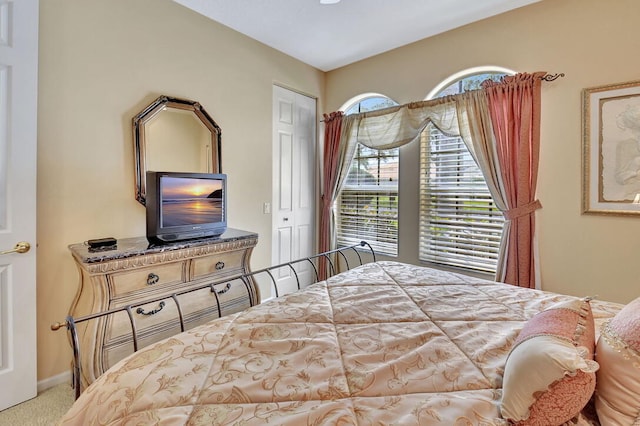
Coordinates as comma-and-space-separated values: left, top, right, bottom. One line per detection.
0, 383, 74, 426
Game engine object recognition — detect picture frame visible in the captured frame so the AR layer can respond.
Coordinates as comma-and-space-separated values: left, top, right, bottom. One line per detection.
582, 80, 640, 215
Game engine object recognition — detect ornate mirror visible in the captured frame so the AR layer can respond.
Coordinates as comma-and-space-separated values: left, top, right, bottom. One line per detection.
133, 95, 222, 205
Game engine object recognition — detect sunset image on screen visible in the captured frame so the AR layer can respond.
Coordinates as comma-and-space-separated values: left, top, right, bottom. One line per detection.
160, 176, 223, 227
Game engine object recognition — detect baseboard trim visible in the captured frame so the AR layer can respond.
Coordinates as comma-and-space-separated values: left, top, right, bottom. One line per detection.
37, 371, 71, 393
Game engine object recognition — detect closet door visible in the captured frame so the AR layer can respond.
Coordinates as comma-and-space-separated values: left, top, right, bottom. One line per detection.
271, 85, 316, 297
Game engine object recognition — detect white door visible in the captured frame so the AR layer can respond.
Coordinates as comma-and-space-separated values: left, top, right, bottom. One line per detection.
0, 0, 38, 411
272, 86, 316, 296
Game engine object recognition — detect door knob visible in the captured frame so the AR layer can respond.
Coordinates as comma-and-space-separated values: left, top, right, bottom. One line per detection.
0, 241, 31, 255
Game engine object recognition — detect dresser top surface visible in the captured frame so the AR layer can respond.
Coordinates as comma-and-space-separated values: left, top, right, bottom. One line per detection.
68, 228, 258, 264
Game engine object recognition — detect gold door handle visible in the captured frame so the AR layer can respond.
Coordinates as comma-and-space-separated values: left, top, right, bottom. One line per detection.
0, 241, 31, 255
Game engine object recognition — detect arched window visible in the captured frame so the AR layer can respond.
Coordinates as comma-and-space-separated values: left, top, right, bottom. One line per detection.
419, 67, 513, 273
337, 94, 399, 256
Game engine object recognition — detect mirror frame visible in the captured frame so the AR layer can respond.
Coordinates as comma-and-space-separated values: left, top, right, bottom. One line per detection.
133, 95, 222, 205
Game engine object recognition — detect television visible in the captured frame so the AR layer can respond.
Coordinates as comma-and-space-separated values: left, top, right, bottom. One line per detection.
146, 171, 227, 243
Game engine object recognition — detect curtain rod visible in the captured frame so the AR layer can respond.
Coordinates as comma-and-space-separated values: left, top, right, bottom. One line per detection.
540, 73, 565, 82
320, 72, 566, 121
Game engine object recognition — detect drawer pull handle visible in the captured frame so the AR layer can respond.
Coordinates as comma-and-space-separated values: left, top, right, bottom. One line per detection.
147, 273, 159, 285
212, 282, 232, 295
136, 301, 165, 316
215, 261, 225, 270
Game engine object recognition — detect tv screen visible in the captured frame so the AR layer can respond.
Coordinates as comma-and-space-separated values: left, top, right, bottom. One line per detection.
146, 172, 227, 243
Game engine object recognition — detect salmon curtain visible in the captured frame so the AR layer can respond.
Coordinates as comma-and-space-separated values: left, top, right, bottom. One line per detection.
481, 72, 544, 288
318, 112, 344, 279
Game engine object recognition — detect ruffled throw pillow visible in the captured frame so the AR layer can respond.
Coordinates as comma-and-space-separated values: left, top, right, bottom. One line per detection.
501, 298, 598, 425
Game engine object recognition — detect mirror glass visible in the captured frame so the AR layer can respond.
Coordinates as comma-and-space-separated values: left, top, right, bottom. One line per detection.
133, 96, 221, 205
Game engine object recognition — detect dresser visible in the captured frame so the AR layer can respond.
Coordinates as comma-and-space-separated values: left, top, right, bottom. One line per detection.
67, 228, 258, 390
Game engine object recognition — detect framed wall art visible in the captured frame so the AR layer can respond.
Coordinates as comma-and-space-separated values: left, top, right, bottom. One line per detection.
583, 80, 640, 215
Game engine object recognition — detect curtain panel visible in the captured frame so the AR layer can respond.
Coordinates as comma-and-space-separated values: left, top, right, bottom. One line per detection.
481, 72, 544, 288
320, 72, 544, 287
318, 111, 345, 279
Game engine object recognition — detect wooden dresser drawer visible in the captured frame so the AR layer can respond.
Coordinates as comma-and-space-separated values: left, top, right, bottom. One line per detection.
108, 262, 186, 298
190, 250, 246, 280
102, 280, 253, 370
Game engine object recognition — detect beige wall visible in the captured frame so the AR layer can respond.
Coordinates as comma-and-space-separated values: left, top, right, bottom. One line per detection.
37, 0, 324, 381
325, 0, 640, 305
37, 0, 640, 384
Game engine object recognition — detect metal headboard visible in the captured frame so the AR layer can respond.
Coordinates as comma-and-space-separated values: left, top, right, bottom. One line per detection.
51, 241, 375, 398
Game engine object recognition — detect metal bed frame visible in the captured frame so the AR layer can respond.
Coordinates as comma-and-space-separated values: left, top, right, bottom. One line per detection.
52, 241, 376, 398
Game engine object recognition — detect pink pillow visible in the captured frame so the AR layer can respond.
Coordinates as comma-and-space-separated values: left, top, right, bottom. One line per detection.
595, 296, 640, 424
501, 298, 598, 425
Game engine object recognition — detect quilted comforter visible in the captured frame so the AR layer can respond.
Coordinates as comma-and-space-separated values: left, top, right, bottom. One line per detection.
59, 261, 622, 425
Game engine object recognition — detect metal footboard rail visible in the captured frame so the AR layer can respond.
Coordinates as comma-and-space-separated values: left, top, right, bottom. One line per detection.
247, 240, 375, 297
51, 241, 375, 398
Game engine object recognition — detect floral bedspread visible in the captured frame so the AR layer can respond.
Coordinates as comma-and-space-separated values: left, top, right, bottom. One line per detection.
59, 261, 622, 425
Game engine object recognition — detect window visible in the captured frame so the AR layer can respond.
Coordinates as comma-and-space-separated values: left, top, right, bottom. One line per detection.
336, 96, 399, 256
419, 70, 510, 273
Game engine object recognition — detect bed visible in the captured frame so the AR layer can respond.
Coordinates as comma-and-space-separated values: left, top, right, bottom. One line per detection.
57, 244, 636, 426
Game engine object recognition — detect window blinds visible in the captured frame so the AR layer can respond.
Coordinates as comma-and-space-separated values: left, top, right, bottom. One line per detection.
419, 127, 504, 273
337, 145, 399, 256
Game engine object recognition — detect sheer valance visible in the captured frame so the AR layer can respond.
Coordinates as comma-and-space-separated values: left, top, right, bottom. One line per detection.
341, 96, 460, 150
337, 89, 500, 188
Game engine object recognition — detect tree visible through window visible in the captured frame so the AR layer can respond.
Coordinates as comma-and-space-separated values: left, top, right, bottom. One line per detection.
337, 96, 399, 256
419, 71, 509, 273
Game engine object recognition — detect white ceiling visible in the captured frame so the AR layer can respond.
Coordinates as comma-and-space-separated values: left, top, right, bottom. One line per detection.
173, 0, 541, 72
